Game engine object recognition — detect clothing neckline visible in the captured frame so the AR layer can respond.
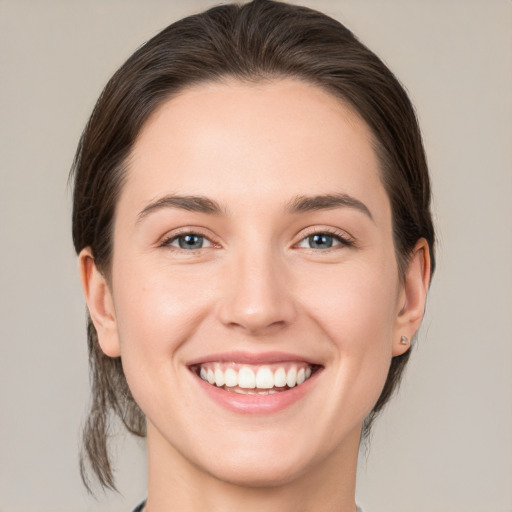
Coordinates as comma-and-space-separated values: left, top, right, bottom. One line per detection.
133, 501, 364, 512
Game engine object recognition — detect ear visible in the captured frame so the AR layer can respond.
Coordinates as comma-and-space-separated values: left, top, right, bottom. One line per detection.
78, 248, 121, 357
392, 238, 431, 356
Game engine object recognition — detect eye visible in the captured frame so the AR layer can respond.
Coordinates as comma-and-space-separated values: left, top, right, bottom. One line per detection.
162, 232, 212, 251
296, 230, 353, 250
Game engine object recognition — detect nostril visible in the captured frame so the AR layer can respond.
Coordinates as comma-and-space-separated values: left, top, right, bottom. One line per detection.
216, 264, 297, 332
219, 298, 294, 334
229, 317, 287, 333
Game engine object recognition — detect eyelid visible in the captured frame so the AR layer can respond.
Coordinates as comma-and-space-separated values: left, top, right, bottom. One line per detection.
158, 227, 220, 251
156, 225, 355, 252
294, 226, 355, 249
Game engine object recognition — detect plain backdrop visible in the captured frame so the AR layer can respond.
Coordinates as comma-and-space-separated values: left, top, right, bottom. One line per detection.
0, 1, 511, 511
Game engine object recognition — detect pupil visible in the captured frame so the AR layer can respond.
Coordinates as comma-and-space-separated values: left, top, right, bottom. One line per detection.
310, 234, 332, 249
179, 234, 203, 249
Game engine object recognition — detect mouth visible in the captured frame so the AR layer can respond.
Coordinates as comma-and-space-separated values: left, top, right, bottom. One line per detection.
190, 361, 322, 395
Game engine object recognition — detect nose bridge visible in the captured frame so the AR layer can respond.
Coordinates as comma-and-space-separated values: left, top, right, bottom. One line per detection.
218, 233, 296, 334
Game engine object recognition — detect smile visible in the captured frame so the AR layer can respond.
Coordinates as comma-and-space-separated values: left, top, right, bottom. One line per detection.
192, 362, 318, 395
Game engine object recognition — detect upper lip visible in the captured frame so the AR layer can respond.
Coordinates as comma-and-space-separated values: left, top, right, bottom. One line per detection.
187, 351, 323, 367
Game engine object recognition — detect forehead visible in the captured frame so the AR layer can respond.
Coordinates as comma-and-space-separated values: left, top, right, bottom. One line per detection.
123, 78, 389, 222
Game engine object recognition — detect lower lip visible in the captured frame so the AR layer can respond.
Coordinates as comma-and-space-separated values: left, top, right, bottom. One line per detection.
191, 370, 320, 414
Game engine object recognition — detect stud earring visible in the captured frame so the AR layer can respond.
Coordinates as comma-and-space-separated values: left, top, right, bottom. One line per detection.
400, 335, 409, 345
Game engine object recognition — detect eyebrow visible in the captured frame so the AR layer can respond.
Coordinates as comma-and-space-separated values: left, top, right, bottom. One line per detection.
137, 195, 226, 222
285, 193, 373, 220
136, 192, 373, 222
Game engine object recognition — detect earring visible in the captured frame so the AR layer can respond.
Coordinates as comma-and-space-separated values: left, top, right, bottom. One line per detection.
400, 335, 409, 345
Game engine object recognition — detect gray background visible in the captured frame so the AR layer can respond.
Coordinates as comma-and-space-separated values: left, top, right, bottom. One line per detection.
0, 1, 511, 511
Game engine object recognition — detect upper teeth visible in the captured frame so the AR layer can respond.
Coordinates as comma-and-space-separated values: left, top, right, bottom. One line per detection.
197, 363, 313, 390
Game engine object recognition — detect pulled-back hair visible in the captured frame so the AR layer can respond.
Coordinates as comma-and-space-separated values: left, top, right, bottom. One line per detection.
71, 0, 435, 491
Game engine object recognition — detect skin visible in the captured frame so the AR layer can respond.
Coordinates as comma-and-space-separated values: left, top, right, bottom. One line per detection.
79, 79, 430, 512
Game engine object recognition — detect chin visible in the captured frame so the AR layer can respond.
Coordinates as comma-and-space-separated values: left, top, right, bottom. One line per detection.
203, 450, 313, 488
179, 423, 340, 490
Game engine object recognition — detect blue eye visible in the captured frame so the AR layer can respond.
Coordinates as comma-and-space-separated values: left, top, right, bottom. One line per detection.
308, 233, 335, 249
297, 231, 351, 250
166, 233, 212, 250
162, 230, 351, 252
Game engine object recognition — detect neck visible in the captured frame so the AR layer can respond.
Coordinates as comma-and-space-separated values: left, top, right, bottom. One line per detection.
144, 422, 361, 512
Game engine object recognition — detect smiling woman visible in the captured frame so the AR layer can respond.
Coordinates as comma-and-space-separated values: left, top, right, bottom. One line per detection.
70, 1, 435, 511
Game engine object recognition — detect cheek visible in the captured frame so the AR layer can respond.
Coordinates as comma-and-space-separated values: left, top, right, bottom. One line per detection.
111, 258, 218, 406
113, 261, 215, 351
298, 257, 399, 416
300, 257, 398, 348
110, 259, 219, 424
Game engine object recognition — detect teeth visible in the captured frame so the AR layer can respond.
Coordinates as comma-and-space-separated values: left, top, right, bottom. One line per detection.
214, 368, 225, 387
255, 366, 274, 389
196, 362, 315, 391
238, 366, 256, 389
286, 367, 297, 388
224, 367, 238, 387
274, 367, 287, 388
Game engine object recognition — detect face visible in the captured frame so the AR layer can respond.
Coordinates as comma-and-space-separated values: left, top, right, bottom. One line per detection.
83, 79, 422, 487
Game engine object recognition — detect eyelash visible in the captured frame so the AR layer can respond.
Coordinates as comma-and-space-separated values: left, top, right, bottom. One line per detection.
159, 229, 217, 253
297, 227, 355, 251
159, 227, 355, 253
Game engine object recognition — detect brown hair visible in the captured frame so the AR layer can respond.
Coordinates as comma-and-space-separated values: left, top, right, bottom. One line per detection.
71, 0, 435, 491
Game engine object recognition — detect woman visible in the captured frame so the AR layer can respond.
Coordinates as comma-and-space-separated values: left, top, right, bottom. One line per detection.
71, 1, 435, 510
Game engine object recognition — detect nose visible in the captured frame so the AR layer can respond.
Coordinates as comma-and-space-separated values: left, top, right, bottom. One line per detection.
217, 246, 297, 336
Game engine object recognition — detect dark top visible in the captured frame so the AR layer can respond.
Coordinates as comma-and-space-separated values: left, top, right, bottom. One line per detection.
132, 499, 364, 511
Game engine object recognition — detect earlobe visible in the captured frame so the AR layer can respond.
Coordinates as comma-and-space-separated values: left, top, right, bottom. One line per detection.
392, 238, 431, 356
78, 248, 121, 358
